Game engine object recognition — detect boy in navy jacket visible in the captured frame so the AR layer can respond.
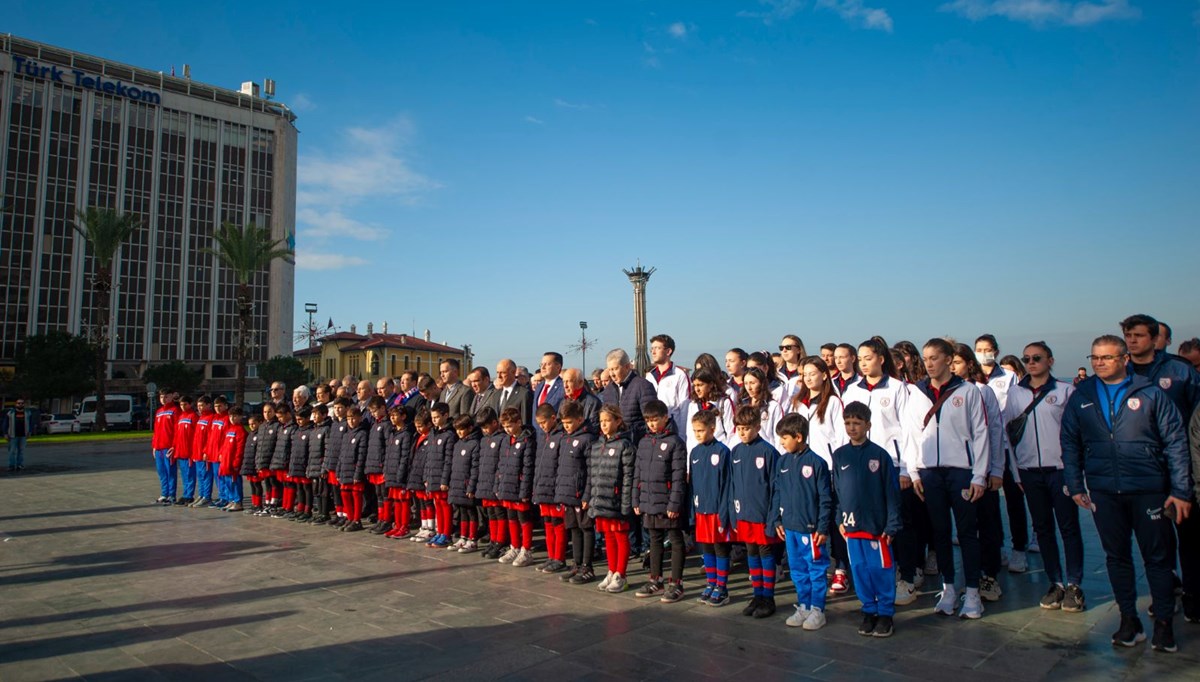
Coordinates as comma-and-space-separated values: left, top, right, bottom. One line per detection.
424, 402, 458, 548
555, 400, 598, 584
448, 414, 482, 552
771, 413, 833, 630
834, 402, 903, 638
730, 404, 782, 618
496, 407, 537, 567
689, 409, 734, 606
474, 408, 508, 559
532, 403, 567, 572
632, 400, 688, 603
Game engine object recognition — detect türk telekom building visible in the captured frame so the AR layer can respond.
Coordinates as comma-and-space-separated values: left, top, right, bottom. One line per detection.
0, 35, 296, 394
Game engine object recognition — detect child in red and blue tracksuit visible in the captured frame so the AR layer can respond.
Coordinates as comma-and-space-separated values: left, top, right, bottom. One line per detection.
202, 397, 230, 507
191, 397, 213, 507
689, 409, 734, 606
152, 389, 180, 504
833, 401, 903, 637
729, 404, 782, 618
173, 396, 197, 504
218, 408, 247, 511
771, 413, 834, 629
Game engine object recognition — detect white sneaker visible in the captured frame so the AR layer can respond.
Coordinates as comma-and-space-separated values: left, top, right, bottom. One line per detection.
1008, 550, 1027, 573
786, 604, 811, 627
934, 584, 958, 616
959, 589, 985, 619
802, 607, 827, 631
979, 575, 1003, 602
449, 537, 466, 550
598, 570, 615, 591
895, 580, 918, 606
512, 548, 534, 567
912, 572, 925, 590
498, 546, 519, 564
606, 573, 628, 593
458, 539, 478, 553
1027, 537, 1040, 553
924, 551, 939, 576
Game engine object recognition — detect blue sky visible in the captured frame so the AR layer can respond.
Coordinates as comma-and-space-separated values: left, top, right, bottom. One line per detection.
10, 0, 1199, 373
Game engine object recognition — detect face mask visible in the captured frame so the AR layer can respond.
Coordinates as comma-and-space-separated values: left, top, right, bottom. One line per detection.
976, 352, 997, 365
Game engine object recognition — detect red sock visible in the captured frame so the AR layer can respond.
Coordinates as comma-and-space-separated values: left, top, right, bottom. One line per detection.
282, 486, 294, 511
521, 521, 534, 549
508, 520, 521, 547
556, 524, 568, 561
493, 517, 508, 544
350, 489, 363, 522
340, 490, 353, 515
396, 499, 410, 529
251, 494, 262, 507
606, 531, 619, 570
613, 532, 630, 574
468, 520, 478, 540
379, 500, 391, 522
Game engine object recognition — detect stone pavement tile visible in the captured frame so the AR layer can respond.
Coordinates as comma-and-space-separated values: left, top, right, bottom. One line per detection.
407, 641, 561, 680
494, 656, 630, 681
55, 648, 173, 678
0, 656, 82, 682
554, 644, 680, 680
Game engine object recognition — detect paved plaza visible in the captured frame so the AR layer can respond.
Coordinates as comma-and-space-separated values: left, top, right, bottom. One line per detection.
1, 440, 1198, 681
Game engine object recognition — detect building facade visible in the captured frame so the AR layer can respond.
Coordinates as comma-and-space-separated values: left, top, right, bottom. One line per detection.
0, 35, 296, 393
295, 326, 472, 385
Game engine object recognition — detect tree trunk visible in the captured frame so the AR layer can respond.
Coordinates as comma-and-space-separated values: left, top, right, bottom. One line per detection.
94, 270, 111, 431
234, 285, 251, 409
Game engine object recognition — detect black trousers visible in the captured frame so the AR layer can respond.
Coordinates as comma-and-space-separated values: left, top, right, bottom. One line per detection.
921, 467, 981, 588
1020, 468, 1083, 585
1090, 489, 1177, 618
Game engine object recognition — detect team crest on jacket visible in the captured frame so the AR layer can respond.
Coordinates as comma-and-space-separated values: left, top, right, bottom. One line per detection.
490, 442, 497, 449
460, 448, 467, 456
1062, 485, 1070, 497
549, 442, 556, 449
710, 453, 720, 466
301, 435, 307, 440
660, 443, 668, 451
515, 443, 522, 449
1127, 398, 1141, 411
801, 535, 810, 545
880, 397, 891, 408
802, 465, 813, 478
608, 448, 616, 456
870, 541, 879, 550
755, 456, 765, 469
437, 439, 444, 445
1160, 378, 1173, 390
572, 440, 579, 447
869, 459, 880, 473
952, 397, 964, 407
1047, 395, 1058, 404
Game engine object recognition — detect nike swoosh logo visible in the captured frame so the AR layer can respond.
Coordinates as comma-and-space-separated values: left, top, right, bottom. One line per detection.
1080, 403, 1094, 408
732, 459, 742, 464
780, 468, 790, 473
840, 465, 851, 470
691, 458, 700, 464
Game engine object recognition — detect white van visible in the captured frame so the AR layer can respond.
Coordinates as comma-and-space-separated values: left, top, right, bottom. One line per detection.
77, 394, 135, 431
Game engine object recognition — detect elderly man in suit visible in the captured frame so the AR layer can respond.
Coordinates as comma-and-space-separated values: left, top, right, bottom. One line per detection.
495, 359, 533, 428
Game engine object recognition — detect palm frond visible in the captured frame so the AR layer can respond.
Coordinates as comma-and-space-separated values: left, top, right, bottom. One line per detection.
71, 207, 141, 268
206, 222, 296, 286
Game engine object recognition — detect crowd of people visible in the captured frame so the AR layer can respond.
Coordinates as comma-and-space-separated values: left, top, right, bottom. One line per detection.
148, 313, 1200, 653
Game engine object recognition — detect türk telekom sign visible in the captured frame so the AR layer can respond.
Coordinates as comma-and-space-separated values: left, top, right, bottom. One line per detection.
10, 54, 162, 105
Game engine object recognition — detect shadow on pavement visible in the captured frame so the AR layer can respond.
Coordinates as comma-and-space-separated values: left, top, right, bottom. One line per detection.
0, 505, 145, 522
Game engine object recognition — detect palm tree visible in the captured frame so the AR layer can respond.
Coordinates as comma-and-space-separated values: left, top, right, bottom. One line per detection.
71, 207, 140, 431
209, 222, 294, 407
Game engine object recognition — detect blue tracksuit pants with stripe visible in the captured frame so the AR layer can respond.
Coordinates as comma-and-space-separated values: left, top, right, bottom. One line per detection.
847, 535, 896, 617
785, 529, 830, 610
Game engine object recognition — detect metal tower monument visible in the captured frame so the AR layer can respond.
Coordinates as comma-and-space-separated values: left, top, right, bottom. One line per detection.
623, 262, 655, 375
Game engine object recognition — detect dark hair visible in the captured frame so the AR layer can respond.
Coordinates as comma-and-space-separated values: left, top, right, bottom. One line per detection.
275, 402, 293, 415
1179, 338, 1200, 354
790, 357, 835, 424
471, 366, 491, 381
835, 343, 856, 356
542, 352, 564, 366
474, 407, 498, 427
599, 404, 623, 426
893, 340, 927, 381
402, 370, 419, 383
889, 349, 911, 381
386, 404, 406, 418
642, 399, 668, 419
733, 404, 761, 427
739, 367, 773, 408
726, 347, 749, 363
843, 401, 872, 422
453, 414, 473, 431
999, 355, 1026, 379
923, 337, 956, 359
417, 375, 438, 392
952, 343, 988, 384
414, 408, 432, 426
313, 403, 329, 416
974, 334, 999, 352
498, 407, 521, 425
228, 407, 245, 418
692, 353, 729, 394
345, 406, 363, 418
441, 358, 460, 371
558, 400, 583, 420
333, 396, 352, 407
776, 413, 809, 439
197, 394, 213, 404
535, 403, 557, 421
689, 368, 725, 402
820, 343, 837, 353
367, 396, 386, 410
429, 401, 450, 416
858, 336, 898, 381
1159, 321, 1173, 342
691, 409, 717, 429
650, 334, 675, 353
180, 395, 194, 404
296, 406, 313, 419
1120, 313, 1159, 338
213, 396, 228, 406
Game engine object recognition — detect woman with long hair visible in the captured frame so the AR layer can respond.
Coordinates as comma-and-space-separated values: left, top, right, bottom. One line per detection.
738, 366, 783, 449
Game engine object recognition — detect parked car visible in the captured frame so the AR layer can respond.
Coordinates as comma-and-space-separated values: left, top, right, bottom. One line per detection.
76, 395, 135, 431
41, 413, 82, 434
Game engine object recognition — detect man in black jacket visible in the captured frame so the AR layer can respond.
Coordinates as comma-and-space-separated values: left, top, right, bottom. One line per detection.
1062, 335, 1191, 653
601, 349, 657, 444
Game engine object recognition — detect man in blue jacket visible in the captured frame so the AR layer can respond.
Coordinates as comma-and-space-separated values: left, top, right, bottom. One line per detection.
1062, 334, 1192, 654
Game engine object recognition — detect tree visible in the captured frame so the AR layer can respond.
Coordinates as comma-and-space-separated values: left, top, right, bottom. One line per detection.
12, 332, 97, 402
143, 361, 204, 398
208, 222, 294, 408
257, 356, 311, 398
71, 207, 140, 430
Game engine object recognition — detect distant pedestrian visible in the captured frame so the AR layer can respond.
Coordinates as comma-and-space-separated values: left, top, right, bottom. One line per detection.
4, 397, 33, 472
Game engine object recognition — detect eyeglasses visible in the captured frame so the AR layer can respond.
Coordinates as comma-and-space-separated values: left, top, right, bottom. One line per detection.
1021, 355, 1046, 364
1087, 354, 1125, 363
779, 344, 799, 351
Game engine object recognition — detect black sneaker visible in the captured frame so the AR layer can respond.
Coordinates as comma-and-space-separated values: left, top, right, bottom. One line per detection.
660, 581, 685, 603
560, 565, 581, 582
1111, 615, 1145, 647
312, 515, 328, 525
859, 614, 879, 636
742, 596, 762, 617
752, 596, 776, 618
635, 580, 665, 598
1061, 585, 1086, 613
175, 498, 191, 506
342, 520, 363, 532
1182, 592, 1200, 624
1152, 619, 1177, 653
1039, 584, 1065, 609
570, 567, 596, 585
872, 616, 894, 638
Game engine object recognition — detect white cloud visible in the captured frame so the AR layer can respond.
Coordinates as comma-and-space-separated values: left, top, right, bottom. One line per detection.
939, 0, 1140, 27
554, 98, 591, 110
289, 93, 315, 111
297, 117, 439, 208
523, 115, 545, 125
668, 22, 689, 38
816, 0, 894, 32
738, 0, 806, 25
296, 207, 387, 241
295, 252, 369, 271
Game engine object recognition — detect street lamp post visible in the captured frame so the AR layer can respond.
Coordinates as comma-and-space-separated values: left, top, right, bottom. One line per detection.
579, 321, 588, 376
